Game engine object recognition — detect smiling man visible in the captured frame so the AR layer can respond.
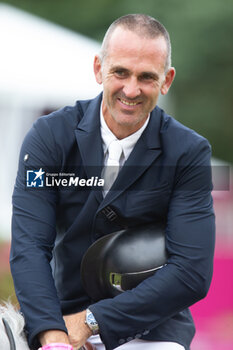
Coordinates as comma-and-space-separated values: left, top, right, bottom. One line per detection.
11, 14, 215, 350
94, 21, 175, 139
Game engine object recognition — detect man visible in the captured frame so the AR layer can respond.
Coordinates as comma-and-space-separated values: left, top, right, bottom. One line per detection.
11, 14, 215, 350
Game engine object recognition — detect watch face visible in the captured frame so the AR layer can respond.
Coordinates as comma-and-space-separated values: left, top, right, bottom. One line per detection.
87, 313, 95, 323
86, 310, 99, 334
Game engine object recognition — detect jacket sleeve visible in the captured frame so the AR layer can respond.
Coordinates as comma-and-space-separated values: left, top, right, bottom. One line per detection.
10, 118, 67, 350
89, 138, 215, 350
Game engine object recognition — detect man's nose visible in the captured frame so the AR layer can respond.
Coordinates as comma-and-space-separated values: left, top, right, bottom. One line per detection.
122, 77, 140, 99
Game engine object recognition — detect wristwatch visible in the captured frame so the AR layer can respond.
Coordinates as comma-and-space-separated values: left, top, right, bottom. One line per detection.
85, 308, 99, 335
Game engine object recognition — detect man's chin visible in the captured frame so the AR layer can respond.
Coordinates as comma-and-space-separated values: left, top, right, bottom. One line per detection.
116, 112, 148, 126
115, 117, 140, 127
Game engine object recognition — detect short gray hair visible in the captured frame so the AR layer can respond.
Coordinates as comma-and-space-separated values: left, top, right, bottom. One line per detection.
99, 14, 172, 73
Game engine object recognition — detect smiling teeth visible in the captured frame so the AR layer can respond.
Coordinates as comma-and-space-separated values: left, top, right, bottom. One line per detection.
120, 99, 138, 106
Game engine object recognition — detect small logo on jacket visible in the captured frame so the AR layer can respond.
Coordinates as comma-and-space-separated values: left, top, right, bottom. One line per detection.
26, 168, 45, 187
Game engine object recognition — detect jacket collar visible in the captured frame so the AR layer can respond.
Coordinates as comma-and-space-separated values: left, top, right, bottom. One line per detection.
75, 93, 162, 206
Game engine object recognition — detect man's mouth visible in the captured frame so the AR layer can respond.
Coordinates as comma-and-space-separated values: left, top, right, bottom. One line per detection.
119, 98, 141, 106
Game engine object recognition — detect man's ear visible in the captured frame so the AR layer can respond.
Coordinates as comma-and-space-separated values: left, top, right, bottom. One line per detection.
93, 55, 103, 84
161, 67, 176, 95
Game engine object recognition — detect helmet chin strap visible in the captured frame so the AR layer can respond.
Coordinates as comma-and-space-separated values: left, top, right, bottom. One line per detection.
2, 318, 16, 350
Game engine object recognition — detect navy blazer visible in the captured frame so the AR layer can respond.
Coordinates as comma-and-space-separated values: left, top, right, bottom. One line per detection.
11, 93, 215, 350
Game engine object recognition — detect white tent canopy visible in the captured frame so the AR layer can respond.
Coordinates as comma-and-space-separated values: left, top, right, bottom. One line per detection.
0, 4, 101, 239
0, 4, 101, 105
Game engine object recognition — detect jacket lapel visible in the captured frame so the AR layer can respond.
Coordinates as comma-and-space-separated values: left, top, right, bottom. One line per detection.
75, 94, 104, 203
98, 106, 163, 211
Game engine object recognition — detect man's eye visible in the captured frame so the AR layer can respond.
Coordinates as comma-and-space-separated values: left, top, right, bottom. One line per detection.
140, 74, 155, 81
114, 70, 127, 77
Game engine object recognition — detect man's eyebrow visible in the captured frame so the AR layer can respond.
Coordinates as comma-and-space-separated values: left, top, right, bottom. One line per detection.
110, 65, 130, 72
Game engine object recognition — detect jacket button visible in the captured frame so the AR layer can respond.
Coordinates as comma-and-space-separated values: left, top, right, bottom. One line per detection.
142, 329, 150, 335
118, 339, 125, 345
135, 333, 142, 338
126, 337, 134, 342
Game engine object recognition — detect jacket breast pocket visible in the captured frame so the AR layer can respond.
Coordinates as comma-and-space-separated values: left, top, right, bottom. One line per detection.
125, 183, 171, 221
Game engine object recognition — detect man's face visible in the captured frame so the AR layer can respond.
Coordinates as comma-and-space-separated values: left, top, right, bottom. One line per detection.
94, 27, 175, 138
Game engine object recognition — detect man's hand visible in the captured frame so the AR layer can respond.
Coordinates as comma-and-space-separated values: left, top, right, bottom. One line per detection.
64, 310, 93, 349
39, 329, 70, 346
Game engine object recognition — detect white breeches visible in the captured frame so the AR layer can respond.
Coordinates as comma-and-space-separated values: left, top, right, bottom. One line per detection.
89, 335, 185, 350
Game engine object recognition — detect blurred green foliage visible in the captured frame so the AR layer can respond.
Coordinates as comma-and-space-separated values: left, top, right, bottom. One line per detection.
1, 0, 233, 162
0, 241, 17, 302
0, 272, 17, 304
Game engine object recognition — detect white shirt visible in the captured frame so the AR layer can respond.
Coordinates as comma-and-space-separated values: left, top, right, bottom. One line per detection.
100, 103, 150, 167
